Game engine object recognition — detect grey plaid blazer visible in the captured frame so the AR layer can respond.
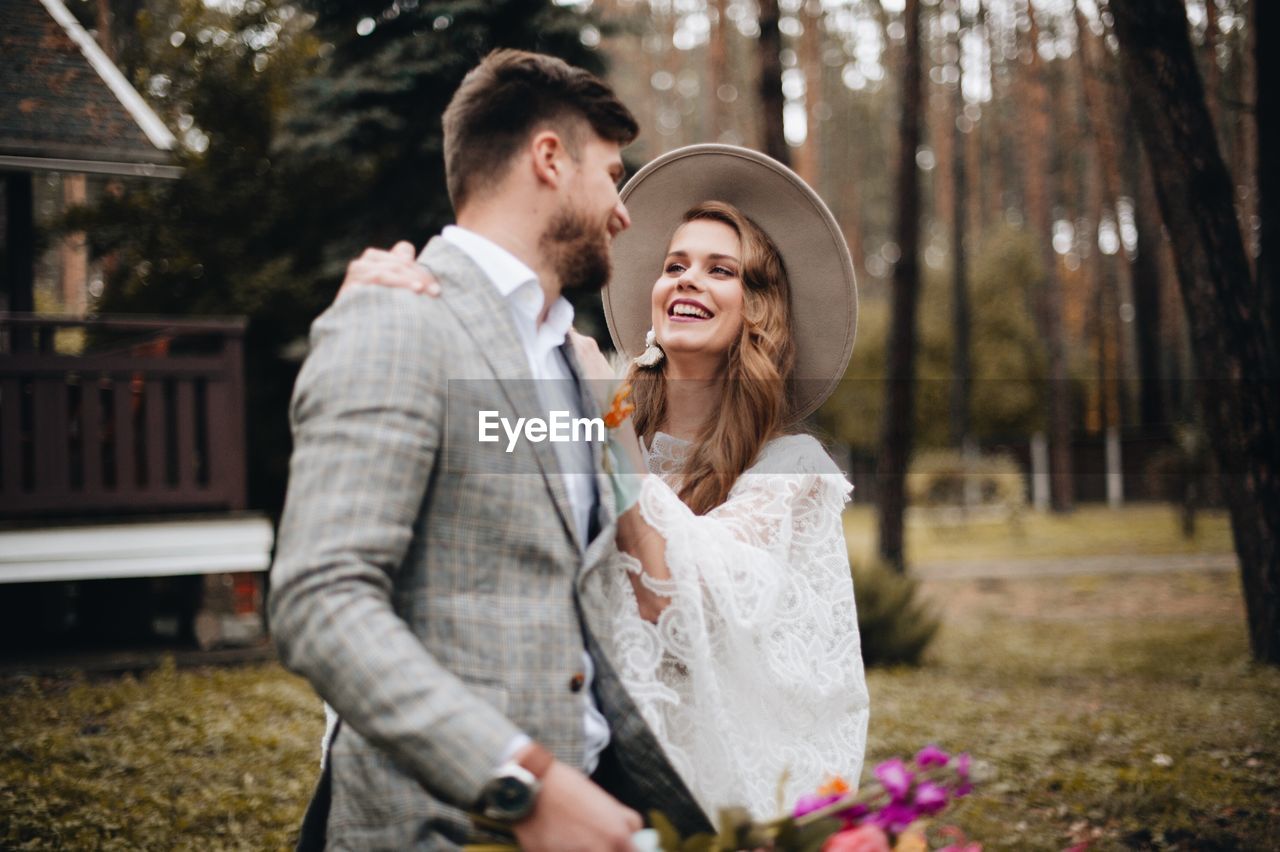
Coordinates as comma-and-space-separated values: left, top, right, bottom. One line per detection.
270, 237, 710, 849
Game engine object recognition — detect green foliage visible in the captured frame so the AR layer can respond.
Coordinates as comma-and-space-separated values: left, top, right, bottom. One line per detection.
645, 807, 837, 852
817, 225, 1047, 451
965, 225, 1048, 440
852, 559, 940, 667
278, 0, 613, 274
771, 816, 844, 852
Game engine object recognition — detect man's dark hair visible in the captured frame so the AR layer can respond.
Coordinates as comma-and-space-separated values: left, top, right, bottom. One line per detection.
442, 49, 639, 211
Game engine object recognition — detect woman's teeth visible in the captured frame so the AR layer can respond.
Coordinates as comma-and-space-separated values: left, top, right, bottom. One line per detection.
671, 303, 712, 319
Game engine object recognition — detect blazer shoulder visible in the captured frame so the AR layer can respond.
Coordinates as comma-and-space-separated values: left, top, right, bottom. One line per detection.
315, 283, 457, 340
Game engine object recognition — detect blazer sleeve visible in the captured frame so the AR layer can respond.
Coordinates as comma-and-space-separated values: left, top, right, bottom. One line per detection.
268, 286, 522, 809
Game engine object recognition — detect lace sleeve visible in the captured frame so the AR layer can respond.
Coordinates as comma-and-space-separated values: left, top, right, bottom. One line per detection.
583, 436, 869, 821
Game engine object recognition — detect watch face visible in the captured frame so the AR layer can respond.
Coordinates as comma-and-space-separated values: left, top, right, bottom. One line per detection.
486, 775, 533, 820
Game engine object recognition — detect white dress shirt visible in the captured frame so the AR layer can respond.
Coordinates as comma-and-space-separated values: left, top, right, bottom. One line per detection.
435, 225, 610, 774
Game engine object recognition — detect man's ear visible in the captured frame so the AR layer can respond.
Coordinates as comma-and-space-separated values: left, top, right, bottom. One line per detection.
530, 130, 568, 189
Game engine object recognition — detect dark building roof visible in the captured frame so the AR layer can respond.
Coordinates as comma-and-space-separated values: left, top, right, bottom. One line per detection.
0, 0, 180, 178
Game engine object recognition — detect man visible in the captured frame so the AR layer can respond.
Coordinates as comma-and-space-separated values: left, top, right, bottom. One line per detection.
270, 50, 710, 850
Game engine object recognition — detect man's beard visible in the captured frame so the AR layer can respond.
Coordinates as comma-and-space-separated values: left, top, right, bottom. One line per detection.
540, 207, 612, 293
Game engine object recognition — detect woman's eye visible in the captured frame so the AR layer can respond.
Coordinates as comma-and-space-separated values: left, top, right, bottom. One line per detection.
712, 266, 734, 276
665, 263, 686, 274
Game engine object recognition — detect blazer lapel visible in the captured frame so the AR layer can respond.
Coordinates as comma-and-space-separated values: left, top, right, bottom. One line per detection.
420, 237, 579, 550
560, 339, 618, 569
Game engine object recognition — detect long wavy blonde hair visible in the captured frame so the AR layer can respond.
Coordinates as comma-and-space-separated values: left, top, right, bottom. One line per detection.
628, 201, 797, 515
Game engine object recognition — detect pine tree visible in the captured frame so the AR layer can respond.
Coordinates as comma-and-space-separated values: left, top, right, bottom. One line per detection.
277, 0, 612, 272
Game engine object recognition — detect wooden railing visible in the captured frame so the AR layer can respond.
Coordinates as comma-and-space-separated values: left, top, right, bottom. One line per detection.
0, 314, 249, 520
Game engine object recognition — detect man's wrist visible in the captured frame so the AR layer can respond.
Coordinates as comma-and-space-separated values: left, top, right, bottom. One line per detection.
477, 741, 555, 824
511, 741, 555, 780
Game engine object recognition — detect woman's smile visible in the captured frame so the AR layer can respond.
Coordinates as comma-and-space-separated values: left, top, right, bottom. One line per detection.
667, 298, 715, 322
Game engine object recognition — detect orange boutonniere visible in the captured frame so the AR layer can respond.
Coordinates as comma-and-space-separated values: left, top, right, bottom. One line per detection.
602, 381, 636, 429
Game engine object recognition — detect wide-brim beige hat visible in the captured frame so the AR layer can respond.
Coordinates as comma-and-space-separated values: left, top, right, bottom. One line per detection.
603, 144, 858, 420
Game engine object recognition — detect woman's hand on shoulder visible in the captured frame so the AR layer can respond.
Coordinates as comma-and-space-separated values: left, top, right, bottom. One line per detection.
337, 241, 440, 302
568, 329, 617, 399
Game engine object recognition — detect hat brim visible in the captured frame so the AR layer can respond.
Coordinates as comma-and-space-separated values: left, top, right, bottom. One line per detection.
603, 144, 858, 420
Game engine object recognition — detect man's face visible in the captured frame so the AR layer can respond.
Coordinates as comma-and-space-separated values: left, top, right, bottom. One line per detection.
540, 133, 630, 292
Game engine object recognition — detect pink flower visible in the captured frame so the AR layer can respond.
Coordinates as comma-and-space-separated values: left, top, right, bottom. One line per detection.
793, 792, 843, 818
868, 802, 918, 834
915, 744, 950, 768
912, 780, 949, 815
840, 802, 870, 825
954, 752, 971, 779
795, 792, 869, 826
822, 825, 892, 852
874, 758, 914, 800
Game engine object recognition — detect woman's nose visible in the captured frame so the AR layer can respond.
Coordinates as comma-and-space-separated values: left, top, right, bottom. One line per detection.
608, 201, 631, 238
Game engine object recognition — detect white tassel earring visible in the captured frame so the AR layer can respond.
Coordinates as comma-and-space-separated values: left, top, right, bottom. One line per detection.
633, 328, 664, 367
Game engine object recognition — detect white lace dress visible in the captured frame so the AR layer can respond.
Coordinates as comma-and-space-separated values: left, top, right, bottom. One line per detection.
582, 432, 870, 821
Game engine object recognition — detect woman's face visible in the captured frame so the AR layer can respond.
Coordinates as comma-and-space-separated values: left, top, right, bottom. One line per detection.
650, 218, 745, 365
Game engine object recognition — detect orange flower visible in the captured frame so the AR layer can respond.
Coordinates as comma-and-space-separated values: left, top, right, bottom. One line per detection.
818, 775, 852, 797
603, 382, 636, 428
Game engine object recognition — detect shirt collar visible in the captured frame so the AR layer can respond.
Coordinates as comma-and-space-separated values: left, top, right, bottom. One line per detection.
438, 225, 575, 341
439, 225, 537, 299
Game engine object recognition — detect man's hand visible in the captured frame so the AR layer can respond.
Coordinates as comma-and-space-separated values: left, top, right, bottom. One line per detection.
511, 760, 643, 852
337, 241, 441, 300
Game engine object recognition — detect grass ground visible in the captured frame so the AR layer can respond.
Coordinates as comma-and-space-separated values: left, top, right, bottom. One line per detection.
0, 660, 324, 849
883, 569, 1280, 850
1, 509, 1275, 850
844, 503, 1235, 566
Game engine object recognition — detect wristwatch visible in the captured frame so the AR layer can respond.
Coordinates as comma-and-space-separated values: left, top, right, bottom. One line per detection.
478, 742, 554, 823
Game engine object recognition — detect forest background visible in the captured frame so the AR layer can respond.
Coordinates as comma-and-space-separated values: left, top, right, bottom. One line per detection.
27, 0, 1275, 662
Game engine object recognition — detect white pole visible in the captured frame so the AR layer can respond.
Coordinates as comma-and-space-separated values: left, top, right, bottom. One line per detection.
1106, 426, 1124, 509
1031, 431, 1050, 512
962, 437, 980, 510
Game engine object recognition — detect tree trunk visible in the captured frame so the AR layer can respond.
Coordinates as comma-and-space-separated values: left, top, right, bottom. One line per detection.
794, 1, 824, 188
1111, 0, 1280, 665
1021, 2, 1074, 511
1258, 0, 1277, 345
1076, 1, 1127, 435
951, 1, 971, 450
757, 0, 790, 166
708, 0, 729, 143
1202, 0, 1221, 128
1235, 0, 1258, 278
980, 0, 1006, 226
877, 0, 923, 572
1126, 123, 1169, 434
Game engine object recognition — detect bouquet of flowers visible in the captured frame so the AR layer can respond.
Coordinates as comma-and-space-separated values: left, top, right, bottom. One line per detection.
643, 745, 978, 852
467, 746, 978, 852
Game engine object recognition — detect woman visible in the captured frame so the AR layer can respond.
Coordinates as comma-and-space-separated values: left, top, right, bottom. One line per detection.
351, 144, 868, 821
578, 145, 867, 820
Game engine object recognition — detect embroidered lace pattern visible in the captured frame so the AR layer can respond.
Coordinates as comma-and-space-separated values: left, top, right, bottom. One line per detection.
582, 433, 870, 820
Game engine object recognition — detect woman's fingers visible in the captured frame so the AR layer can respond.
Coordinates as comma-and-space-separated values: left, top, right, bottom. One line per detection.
340, 245, 440, 296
